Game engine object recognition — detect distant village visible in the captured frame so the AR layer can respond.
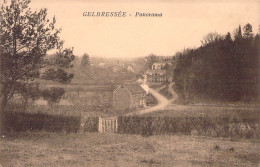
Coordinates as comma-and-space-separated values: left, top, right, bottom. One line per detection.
34, 56, 174, 112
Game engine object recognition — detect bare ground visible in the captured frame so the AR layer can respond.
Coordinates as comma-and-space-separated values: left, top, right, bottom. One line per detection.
0, 132, 259, 167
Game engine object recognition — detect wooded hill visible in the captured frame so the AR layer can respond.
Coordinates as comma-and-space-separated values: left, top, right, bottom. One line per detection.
173, 24, 259, 104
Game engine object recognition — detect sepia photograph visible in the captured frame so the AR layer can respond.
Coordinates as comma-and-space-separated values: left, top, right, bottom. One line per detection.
0, 0, 259, 166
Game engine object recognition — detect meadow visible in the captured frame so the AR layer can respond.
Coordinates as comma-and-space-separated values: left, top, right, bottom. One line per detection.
0, 132, 259, 167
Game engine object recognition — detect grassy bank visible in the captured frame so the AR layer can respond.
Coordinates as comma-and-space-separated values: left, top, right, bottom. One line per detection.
158, 83, 173, 100
0, 132, 259, 167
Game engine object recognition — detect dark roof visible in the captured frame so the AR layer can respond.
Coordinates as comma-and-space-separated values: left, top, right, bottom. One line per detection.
65, 85, 115, 92
123, 84, 146, 95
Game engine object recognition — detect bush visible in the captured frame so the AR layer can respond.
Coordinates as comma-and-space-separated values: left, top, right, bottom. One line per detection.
5, 112, 80, 133
84, 117, 98, 132
159, 84, 173, 100
117, 116, 259, 139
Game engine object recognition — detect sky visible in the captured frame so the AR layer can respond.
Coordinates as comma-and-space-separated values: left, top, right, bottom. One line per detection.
4, 0, 260, 58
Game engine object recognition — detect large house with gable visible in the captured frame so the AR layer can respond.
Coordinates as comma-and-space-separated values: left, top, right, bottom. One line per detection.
146, 63, 167, 83
113, 83, 146, 110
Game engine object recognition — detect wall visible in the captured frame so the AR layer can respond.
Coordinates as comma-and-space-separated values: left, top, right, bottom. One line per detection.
113, 86, 131, 109
130, 94, 146, 108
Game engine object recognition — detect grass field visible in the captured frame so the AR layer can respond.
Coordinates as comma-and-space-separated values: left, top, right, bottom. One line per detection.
144, 103, 260, 119
0, 132, 259, 167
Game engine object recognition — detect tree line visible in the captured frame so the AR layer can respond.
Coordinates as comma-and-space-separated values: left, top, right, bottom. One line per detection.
173, 24, 259, 104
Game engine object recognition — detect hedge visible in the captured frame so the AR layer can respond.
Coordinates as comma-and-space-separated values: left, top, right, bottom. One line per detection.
5, 112, 259, 139
5, 112, 80, 133
117, 116, 260, 138
84, 117, 99, 132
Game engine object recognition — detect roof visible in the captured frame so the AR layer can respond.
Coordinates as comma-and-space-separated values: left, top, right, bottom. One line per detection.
114, 83, 146, 95
124, 84, 146, 95
153, 62, 166, 66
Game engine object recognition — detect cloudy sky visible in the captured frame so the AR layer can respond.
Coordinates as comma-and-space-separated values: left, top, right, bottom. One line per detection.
14, 0, 260, 58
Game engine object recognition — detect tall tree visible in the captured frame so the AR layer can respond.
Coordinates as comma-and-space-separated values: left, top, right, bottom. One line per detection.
200, 32, 222, 46
81, 53, 90, 67
145, 54, 158, 69
234, 25, 243, 40
225, 32, 232, 42
173, 23, 259, 103
243, 23, 253, 38
0, 0, 74, 133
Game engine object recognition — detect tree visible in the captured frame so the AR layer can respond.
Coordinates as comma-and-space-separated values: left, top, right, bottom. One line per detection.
243, 23, 253, 38
200, 32, 222, 46
145, 54, 158, 69
81, 53, 90, 67
225, 32, 232, 42
17, 82, 41, 112
42, 87, 65, 106
233, 25, 243, 40
173, 49, 198, 104
173, 24, 259, 103
0, 0, 74, 133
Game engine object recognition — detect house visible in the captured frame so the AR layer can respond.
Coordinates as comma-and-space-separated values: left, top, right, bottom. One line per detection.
113, 83, 146, 110
127, 65, 134, 72
152, 63, 166, 70
146, 69, 166, 83
146, 62, 174, 83
146, 62, 167, 83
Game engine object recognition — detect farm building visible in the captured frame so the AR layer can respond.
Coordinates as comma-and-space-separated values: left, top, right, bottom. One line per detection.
113, 83, 146, 110
146, 62, 173, 83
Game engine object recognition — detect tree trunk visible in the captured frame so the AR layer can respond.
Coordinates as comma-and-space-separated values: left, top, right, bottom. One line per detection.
0, 96, 8, 135
183, 75, 188, 104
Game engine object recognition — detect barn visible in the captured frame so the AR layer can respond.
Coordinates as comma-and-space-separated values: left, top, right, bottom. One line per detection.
113, 83, 146, 110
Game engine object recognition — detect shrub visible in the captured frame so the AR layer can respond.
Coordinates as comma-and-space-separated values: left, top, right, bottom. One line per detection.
5, 112, 80, 133
84, 117, 98, 132
117, 116, 259, 139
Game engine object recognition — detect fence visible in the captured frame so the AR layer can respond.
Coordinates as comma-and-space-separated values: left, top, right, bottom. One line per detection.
98, 117, 118, 133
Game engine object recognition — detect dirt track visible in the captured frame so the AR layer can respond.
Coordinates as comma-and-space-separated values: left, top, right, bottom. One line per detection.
127, 82, 177, 115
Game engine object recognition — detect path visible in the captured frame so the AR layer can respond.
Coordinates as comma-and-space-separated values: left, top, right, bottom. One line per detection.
126, 82, 177, 116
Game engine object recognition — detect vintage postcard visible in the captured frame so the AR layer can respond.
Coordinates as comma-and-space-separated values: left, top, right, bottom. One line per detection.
0, 0, 259, 166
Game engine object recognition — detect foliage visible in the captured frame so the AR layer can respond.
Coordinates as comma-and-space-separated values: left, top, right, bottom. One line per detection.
145, 54, 158, 69
81, 53, 90, 67
16, 82, 41, 111
201, 32, 222, 46
117, 116, 259, 138
5, 112, 80, 133
0, 0, 74, 132
243, 24, 253, 38
145, 93, 158, 106
159, 84, 173, 100
173, 23, 259, 103
42, 87, 65, 105
84, 117, 98, 132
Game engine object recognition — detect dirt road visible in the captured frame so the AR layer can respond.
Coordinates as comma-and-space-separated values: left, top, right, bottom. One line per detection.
127, 82, 177, 115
